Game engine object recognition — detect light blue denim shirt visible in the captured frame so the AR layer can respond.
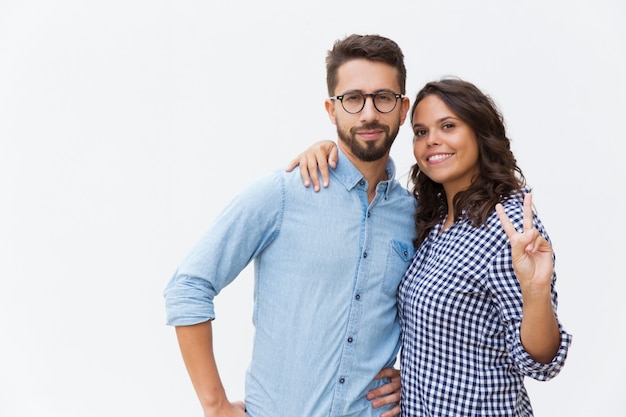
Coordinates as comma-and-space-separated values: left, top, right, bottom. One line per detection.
164, 149, 416, 417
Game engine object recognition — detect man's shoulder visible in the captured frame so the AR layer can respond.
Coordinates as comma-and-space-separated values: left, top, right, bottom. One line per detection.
224, 169, 285, 209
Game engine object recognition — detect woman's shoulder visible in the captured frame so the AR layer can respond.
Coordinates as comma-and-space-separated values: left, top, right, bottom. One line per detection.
482, 189, 526, 234
489, 188, 551, 242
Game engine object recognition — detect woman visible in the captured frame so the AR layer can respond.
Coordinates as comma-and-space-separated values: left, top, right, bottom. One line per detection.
288, 78, 571, 416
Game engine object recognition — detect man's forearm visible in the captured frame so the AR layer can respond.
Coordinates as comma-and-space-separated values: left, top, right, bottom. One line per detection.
175, 321, 229, 412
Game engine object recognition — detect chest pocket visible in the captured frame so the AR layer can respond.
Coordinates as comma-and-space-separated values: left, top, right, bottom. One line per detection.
382, 240, 415, 296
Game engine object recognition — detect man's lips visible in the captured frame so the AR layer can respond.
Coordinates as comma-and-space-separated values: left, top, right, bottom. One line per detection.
357, 130, 383, 140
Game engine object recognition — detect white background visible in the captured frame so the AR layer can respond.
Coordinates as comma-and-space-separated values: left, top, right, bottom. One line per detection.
1, 1, 624, 416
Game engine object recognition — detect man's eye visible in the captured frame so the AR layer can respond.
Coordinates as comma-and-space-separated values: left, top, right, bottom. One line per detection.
377, 93, 394, 102
344, 94, 362, 102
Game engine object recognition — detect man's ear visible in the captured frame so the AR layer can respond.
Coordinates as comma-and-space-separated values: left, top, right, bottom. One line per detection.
399, 96, 410, 126
325, 99, 337, 125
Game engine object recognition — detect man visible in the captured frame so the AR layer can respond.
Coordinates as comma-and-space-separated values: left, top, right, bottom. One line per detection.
164, 34, 416, 417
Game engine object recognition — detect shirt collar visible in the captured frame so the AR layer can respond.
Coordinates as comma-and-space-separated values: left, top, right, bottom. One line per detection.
333, 146, 398, 200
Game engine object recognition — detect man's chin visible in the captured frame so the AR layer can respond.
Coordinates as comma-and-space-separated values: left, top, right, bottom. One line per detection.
338, 133, 394, 162
355, 145, 389, 162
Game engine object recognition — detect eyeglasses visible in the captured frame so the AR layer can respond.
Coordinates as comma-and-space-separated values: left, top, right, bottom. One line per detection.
329, 91, 404, 114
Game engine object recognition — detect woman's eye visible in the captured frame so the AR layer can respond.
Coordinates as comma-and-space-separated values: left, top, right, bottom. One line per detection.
414, 129, 426, 137
442, 123, 454, 130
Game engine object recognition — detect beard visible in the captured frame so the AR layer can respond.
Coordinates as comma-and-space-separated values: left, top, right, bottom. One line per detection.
337, 122, 399, 162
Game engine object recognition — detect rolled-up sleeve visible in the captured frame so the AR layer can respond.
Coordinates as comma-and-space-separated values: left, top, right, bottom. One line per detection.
163, 171, 283, 326
509, 321, 573, 381
492, 215, 573, 382
164, 274, 218, 325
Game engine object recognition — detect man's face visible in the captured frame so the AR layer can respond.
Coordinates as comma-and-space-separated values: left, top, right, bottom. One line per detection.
326, 58, 409, 162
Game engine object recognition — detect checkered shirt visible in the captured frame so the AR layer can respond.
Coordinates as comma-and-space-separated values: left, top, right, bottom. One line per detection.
398, 194, 572, 416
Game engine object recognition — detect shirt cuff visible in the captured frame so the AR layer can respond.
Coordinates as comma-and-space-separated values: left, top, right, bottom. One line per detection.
163, 275, 216, 326
512, 326, 573, 381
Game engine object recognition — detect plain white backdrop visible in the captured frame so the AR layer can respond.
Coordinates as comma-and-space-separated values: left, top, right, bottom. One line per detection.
1, 0, 624, 416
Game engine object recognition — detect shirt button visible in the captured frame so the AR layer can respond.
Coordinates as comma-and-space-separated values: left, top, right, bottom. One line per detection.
363, 252, 367, 258
359, 180, 365, 186
355, 294, 360, 300
367, 212, 371, 218
347, 337, 353, 343
339, 378, 345, 384
404, 250, 409, 257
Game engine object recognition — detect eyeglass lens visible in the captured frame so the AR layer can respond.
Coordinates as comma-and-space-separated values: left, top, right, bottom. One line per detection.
342, 92, 398, 113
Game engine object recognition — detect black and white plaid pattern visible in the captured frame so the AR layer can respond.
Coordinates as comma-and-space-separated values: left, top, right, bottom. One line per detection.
398, 194, 572, 416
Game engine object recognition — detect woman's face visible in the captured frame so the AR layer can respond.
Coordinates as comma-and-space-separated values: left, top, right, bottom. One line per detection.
412, 94, 480, 197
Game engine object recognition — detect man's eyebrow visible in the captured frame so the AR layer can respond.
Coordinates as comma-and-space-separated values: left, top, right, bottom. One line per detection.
340, 89, 397, 94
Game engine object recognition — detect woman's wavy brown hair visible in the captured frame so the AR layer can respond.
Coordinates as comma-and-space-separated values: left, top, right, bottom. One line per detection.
408, 78, 526, 247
